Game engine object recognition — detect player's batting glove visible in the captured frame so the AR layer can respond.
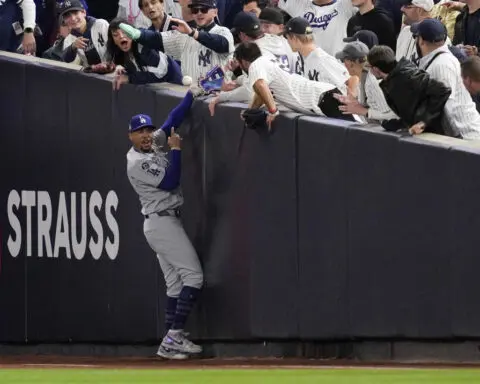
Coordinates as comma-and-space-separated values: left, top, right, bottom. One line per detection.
119, 23, 141, 41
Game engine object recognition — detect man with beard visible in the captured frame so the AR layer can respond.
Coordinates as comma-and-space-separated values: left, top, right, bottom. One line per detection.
367, 44, 451, 135
234, 41, 359, 129
119, 0, 234, 83
60, 0, 110, 66
396, 0, 436, 62
126, 90, 204, 360
414, 18, 480, 139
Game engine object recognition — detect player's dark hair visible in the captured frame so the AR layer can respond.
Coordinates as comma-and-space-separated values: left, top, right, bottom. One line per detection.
138, 0, 164, 10
234, 42, 262, 63
367, 45, 397, 74
107, 18, 147, 70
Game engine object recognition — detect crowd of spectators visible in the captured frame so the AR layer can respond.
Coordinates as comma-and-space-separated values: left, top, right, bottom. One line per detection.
2, 0, 480, 139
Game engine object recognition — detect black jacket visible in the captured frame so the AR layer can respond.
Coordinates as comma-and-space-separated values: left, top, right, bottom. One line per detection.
379, 58, 451, 134
453, 7, 480, 50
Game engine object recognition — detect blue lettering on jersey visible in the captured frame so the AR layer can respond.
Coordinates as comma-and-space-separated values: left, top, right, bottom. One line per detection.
198, 49, 212, 67
304, 10, 339, 31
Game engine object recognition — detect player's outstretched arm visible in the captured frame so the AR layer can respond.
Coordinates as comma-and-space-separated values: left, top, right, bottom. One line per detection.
158, 128, 182, 191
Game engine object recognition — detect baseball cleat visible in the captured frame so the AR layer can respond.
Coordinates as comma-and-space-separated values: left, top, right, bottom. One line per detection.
161, 330, 203, 354
156, 345, 189, 360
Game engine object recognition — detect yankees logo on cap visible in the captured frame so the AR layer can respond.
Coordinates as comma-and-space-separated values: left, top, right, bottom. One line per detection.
58, 0, 85, 17
129, 114, 156, 132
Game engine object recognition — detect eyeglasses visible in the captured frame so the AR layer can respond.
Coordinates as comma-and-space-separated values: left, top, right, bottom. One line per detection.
191, 7, 210, 14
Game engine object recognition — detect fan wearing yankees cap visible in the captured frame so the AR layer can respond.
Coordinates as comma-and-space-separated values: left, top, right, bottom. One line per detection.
234, 41, 361, 129
259, 7, 285, 36
334, 41, 398, 123
414, 18, 480, 139
60, 0, 110, 66
208, 11, 297, 116
118, 0, 234, 84
284, 17, 357, 96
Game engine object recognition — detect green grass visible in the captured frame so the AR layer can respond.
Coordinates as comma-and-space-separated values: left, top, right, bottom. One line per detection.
0, 368, 480, 384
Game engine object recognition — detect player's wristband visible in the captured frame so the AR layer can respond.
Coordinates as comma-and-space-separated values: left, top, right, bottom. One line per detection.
188, 28, 197, 37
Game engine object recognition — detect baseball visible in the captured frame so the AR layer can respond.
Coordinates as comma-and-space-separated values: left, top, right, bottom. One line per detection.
182, 76, 193, 86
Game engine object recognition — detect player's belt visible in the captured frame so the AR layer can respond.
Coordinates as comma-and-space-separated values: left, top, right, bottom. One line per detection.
145, 208, 181, 219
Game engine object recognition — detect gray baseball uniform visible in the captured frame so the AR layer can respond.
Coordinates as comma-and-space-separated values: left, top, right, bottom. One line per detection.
127, 138, 203, 297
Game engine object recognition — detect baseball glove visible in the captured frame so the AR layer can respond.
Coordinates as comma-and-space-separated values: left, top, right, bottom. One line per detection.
82, 62, 116, 74
241, 108, 268, 131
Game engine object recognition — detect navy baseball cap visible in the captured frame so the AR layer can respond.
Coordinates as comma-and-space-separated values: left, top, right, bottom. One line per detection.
344, 30, 379, 49
284, 17, 312, 35
231, 12, 262, 36
189, 0, 217, 8
129, 114, 155, 132
411, 18, 447, 43
58, 0, 85, 18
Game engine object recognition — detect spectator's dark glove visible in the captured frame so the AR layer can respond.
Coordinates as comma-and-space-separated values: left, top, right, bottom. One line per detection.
241, 108, 268, 131
82, 62, 116, 74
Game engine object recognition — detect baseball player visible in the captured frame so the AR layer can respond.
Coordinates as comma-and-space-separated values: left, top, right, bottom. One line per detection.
119, 0, 234, 84
0, 0, 36, 54
127, 90, 204, 360
59, 0, 110, 66
234, 41, 359, 128
278, 0, 357, 56
284, 17, 355, 96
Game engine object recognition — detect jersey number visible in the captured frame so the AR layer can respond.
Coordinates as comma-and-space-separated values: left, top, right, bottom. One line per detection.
271, 54, 290, 73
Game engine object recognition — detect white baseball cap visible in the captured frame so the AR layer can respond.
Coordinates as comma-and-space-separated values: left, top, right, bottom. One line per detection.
402, 0, 434, 12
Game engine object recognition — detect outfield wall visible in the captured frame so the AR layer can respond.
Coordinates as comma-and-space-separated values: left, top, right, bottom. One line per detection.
2, 53, 480, 357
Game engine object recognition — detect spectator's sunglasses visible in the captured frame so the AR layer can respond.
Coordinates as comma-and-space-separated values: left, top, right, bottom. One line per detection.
191, 7, 211, 14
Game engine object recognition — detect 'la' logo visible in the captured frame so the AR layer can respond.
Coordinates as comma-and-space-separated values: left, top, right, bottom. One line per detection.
140, 117, 146, 124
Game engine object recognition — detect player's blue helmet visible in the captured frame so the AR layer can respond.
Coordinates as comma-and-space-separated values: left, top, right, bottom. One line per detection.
129, 114, 156, 132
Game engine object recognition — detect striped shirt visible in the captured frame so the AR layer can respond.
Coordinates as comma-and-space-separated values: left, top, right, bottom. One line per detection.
161, 24, 234, 83
396, 24, 452, 63
362, 71, 398, 122
296, 47, 349, 93
279, 0, 356, 56
247, 55, 336, 115
418, 45, 480, 140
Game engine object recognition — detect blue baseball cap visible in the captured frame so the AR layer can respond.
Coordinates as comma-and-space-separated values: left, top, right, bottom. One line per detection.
344, 30, 379, 50
411, 18, 447, 43
129, 114, 155, 132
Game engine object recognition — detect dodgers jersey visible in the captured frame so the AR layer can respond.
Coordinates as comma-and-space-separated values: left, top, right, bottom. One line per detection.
296, 47, 349, 93
127, 147, 183, 215
161, 24, 234, 83
279, 0, 356, 56
247, 55, 336, 115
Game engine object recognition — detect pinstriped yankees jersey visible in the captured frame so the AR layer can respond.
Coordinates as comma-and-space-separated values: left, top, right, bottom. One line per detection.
279, 0, 356, 56
419, 45, 480, 140
363, 71, 398, 122
296, 47, 349, 93
247, 55, 336, 115
161, 25, 234, 83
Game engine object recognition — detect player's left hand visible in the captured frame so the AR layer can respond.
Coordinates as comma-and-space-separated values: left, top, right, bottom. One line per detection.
409, 121, 426, 135
171, 18, 193, 35
113, 74, 129, 91
22, 32, 36, 55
